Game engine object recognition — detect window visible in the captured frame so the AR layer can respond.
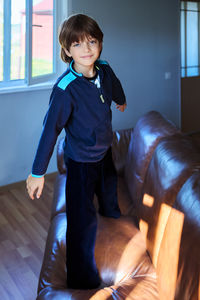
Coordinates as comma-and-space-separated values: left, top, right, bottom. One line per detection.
0, 0, 56, 87
181, 1, 200, 77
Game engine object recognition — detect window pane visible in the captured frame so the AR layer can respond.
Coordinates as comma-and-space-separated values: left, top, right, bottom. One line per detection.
186, 11, 198, 68
187, 66, 199, 77
181, 2, 185, 10
181, 10, 185, 68
10, 0, 26, 80
0, 0, 3, 81
32, 0, 53, 77
187, 2, 198, 11
181, 68, 186, 78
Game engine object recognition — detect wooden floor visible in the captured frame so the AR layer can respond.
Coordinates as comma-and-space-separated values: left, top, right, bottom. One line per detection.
0, 173, 57, 300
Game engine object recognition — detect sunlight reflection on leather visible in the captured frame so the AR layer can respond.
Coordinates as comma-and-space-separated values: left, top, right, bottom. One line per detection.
143, 193, 154, 207
114, 231, 146, 284
89, 287, 112, 299
141, 195, 173, 267
199, 279, 200, 300
140, 195, 185, 300
139, 219, 149, 240
157, 207, 184, 300
160, 158, 185, 190
152, 203, 172, 267
139, 194, 154, 240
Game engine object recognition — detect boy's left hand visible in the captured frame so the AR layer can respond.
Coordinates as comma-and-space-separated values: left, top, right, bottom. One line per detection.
116, 103, 127, 112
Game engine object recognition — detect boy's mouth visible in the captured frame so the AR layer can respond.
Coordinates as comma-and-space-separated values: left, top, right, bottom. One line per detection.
81, 55, 93, 59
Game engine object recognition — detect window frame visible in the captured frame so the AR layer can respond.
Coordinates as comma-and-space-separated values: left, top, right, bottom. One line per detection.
180, 1, 200, 78
0, 0, 58, 89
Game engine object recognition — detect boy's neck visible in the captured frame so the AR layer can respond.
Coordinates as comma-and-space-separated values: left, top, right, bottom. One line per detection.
73, 62, 96, 78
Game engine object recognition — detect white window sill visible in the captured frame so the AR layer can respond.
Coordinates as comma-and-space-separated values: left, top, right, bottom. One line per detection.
0, 81, 54, 95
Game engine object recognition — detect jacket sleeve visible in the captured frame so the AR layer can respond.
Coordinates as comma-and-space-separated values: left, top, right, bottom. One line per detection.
31, 86, 73, 176
109, 65, 126, 105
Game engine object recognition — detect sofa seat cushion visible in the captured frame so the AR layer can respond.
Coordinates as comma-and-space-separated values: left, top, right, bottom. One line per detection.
37, 214, 159, 300
51, 174, 135, 220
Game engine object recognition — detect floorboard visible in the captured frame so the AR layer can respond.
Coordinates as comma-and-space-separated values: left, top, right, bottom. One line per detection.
0, 173, 57, 300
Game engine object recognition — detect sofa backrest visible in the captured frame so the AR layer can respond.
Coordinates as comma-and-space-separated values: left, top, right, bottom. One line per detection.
57, 129, 133, 177
125, 110, 180, 212
139, 135, 200, 268
125, 111, 200, 299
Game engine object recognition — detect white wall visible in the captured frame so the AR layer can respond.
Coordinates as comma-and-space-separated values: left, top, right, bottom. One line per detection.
70, 0, 181, 129
0, 88, 61, 186
0, 0, 181, 186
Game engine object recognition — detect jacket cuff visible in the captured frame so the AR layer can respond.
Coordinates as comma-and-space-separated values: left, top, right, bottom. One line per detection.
31, 173, 45, 178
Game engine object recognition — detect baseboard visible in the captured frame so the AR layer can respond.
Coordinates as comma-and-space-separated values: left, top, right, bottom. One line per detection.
0, 172, 58, 192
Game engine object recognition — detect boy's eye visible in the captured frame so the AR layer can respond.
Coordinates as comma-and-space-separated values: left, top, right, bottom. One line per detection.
89, 40, 97, 45
72, 42, 80, 47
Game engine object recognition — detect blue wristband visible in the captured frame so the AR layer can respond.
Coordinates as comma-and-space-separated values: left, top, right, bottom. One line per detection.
31, 173, 44, 178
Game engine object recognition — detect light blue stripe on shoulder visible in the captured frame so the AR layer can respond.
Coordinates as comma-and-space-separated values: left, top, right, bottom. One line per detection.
57, 72, 77, 90
97, 59, 108, 65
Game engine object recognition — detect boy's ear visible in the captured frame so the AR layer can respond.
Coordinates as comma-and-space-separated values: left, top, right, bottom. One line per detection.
64, 48, 72, 57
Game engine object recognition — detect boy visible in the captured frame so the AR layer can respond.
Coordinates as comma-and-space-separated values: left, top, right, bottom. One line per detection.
26, 14, 126, 289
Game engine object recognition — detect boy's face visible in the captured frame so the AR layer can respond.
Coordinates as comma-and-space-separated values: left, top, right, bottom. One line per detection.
64, 36, 102, 69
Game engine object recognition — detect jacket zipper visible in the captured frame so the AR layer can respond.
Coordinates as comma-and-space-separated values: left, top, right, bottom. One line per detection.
82, 66, 105, 104
100, 94, 105, 103
88, 78, 105, 104
95, 65, 105, 104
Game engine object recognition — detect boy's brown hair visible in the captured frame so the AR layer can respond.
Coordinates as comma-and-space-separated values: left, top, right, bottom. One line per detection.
59, 14, 104, 63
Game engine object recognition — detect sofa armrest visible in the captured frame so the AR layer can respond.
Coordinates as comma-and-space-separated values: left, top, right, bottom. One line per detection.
50, 174, 66, 220
37, 213, 67, 296
112, 128, 133, 176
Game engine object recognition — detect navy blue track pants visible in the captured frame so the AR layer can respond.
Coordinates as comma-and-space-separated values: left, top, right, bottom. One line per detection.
65, 148, 121, 289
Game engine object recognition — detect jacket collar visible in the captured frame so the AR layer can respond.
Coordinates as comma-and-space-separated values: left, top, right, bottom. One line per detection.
69, 60, 103, 79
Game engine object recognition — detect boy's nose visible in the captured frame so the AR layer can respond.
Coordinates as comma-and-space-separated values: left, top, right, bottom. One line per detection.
83, 42, 90, 52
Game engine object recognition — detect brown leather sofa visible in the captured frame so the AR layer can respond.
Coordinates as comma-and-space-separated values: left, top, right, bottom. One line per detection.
36, 111, 200, 300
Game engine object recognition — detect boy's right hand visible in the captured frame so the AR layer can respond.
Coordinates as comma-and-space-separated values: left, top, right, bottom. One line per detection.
26, 174, 45, 200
